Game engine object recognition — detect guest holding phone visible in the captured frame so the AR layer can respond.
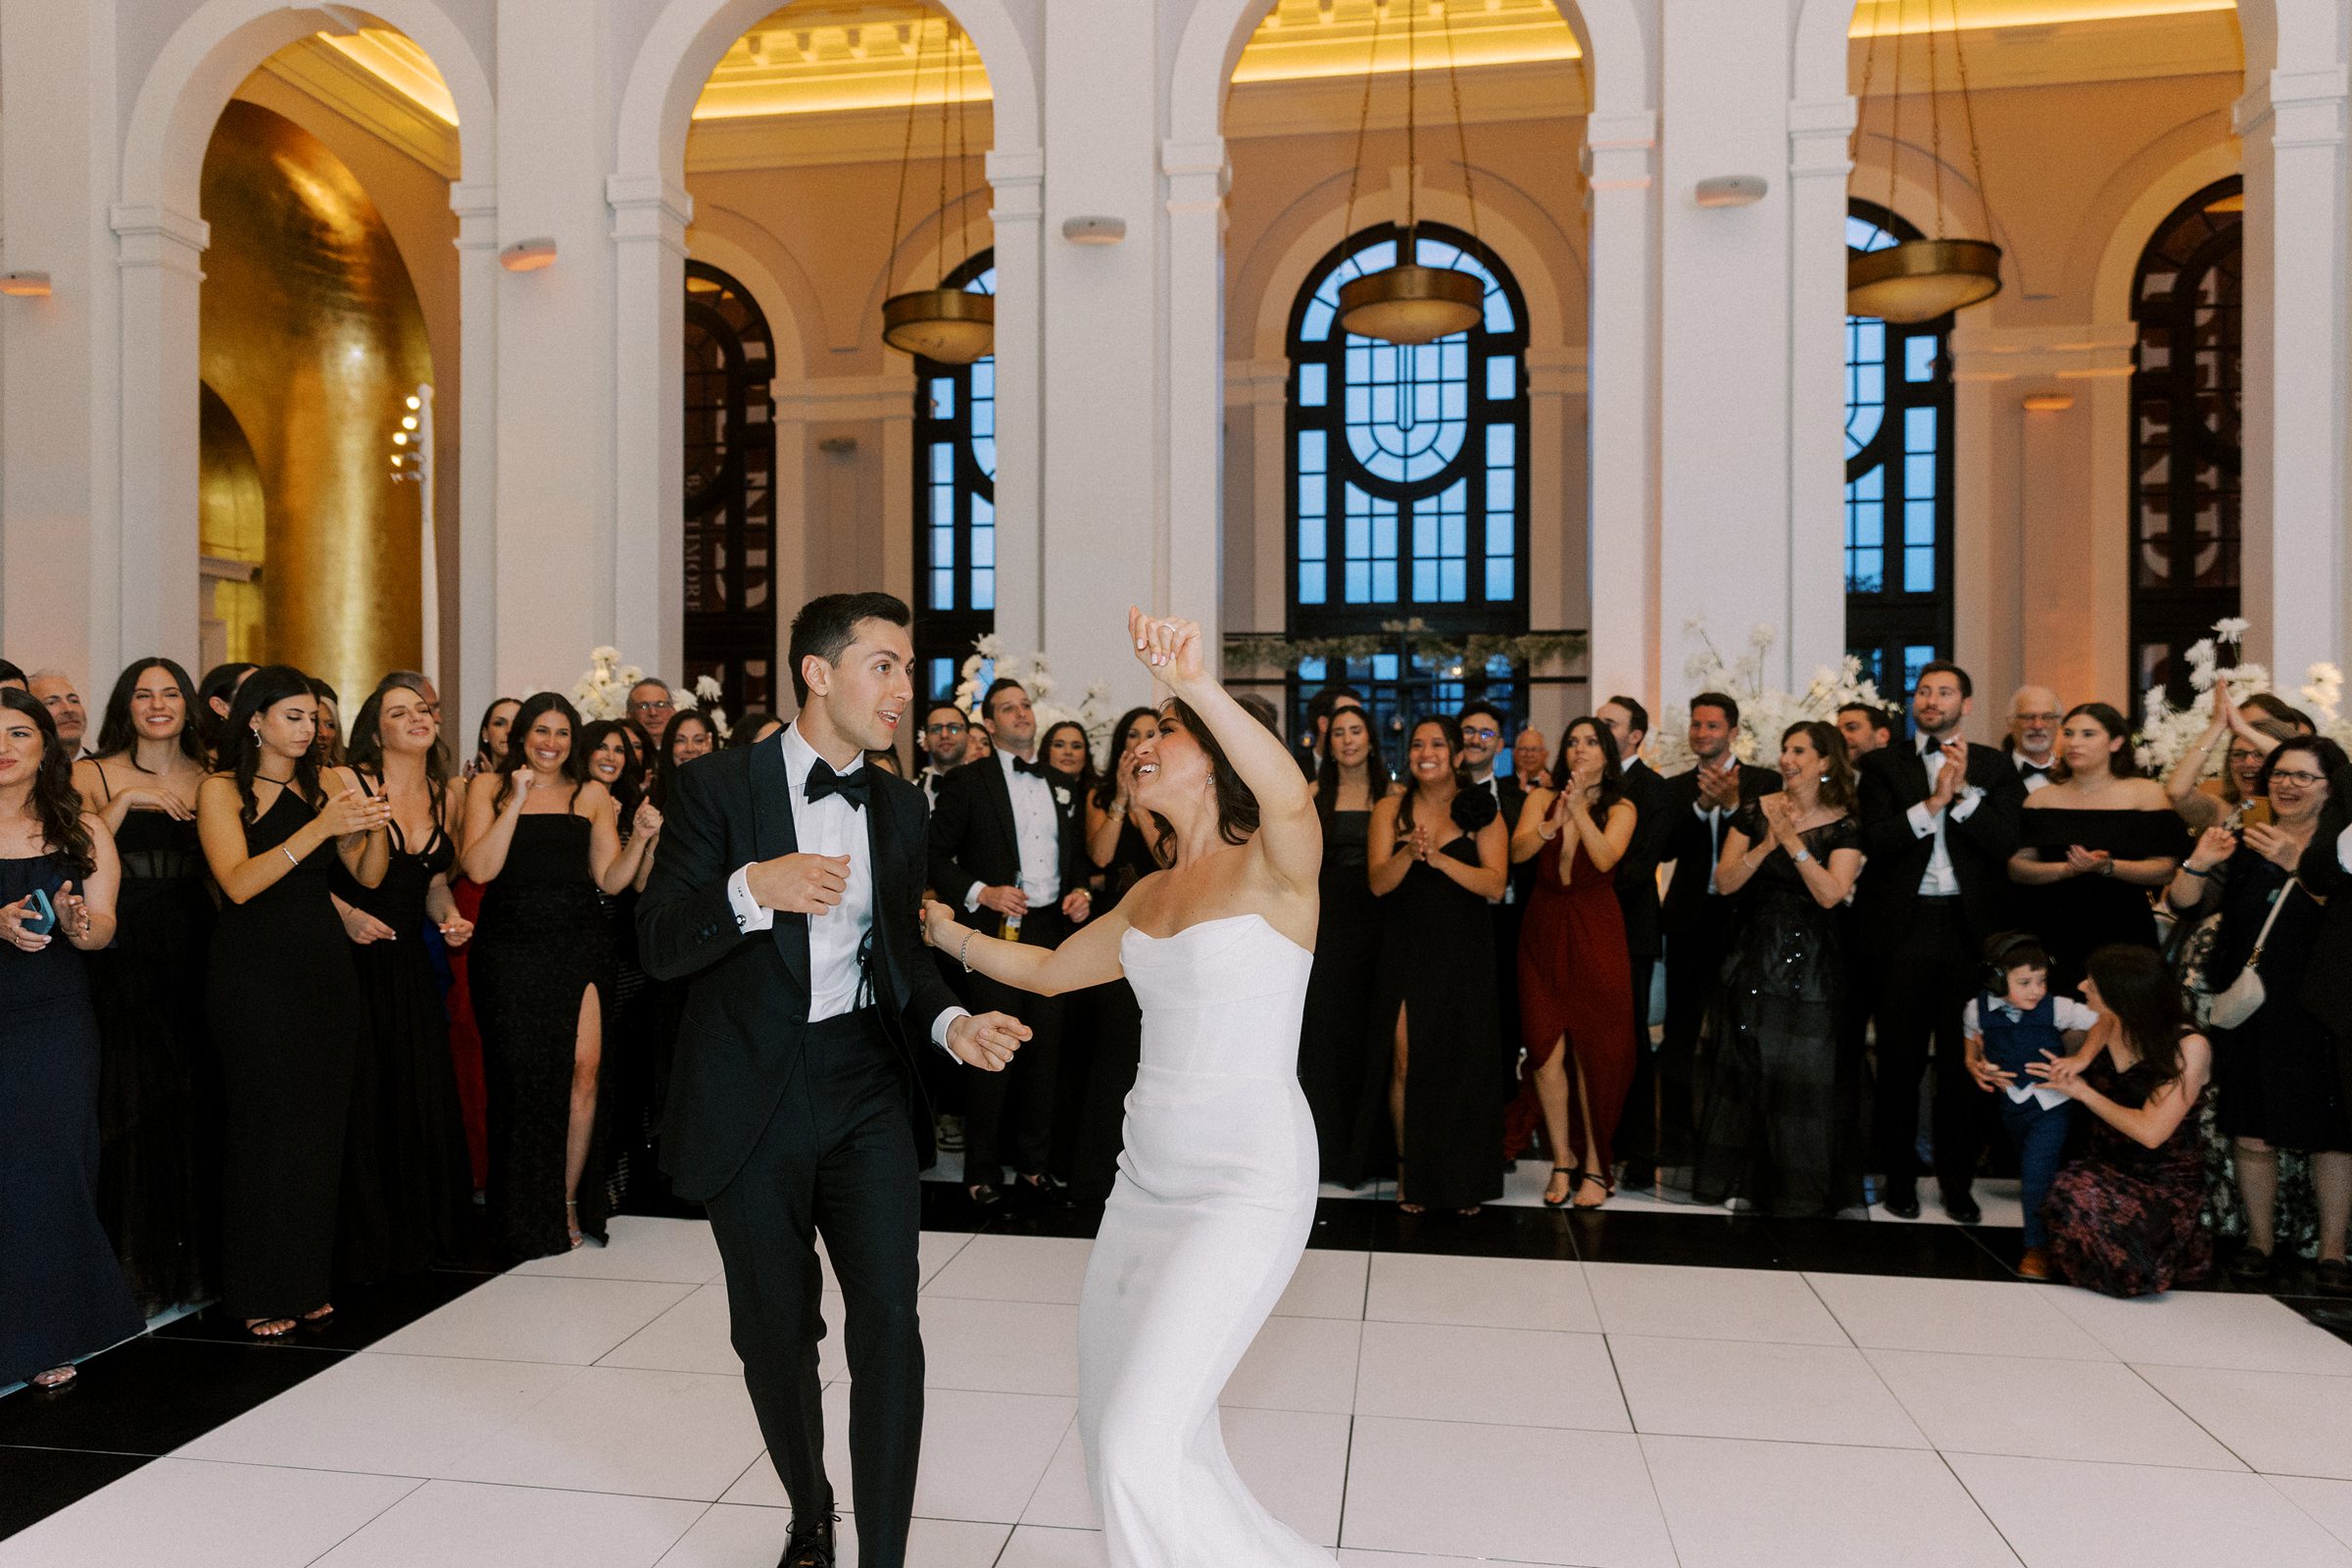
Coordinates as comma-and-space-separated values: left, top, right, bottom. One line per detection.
1, 689, 141, 1390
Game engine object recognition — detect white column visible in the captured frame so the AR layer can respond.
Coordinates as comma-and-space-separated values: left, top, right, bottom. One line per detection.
1583, 110, 1659, 714
986, 144, 1044, 653
2238, 60, 2349, 680
450, 179, 499, 730
112, 204, 209, 675
1225, 357, 1287, 635
609, 172, 692, 680
0, 0, 118, 678
1787, 93, 1856, 687
1163, 136, 1229, 662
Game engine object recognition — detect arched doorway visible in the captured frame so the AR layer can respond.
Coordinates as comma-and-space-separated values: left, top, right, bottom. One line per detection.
683, 261, 779, 715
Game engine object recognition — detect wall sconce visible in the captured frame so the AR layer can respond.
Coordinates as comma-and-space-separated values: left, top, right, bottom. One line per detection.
1061, 216, 1127, 246
1693, 175, 1768, 209
0, 271, 54, 297
500, 239, 557, 272
2022, 393, 2075, 413
816, 435, 859, 455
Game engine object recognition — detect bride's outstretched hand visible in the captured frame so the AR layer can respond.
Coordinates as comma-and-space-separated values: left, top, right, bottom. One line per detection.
1129, 607, 1204, 689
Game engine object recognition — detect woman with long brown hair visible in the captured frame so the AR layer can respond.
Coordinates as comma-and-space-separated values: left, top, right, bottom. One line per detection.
1298, 700, 1396, 1188
1695, 720, 1867, 1216
0, 690, 141, 1390
2010, 702, 2183, 995
197, 665, 393, 1339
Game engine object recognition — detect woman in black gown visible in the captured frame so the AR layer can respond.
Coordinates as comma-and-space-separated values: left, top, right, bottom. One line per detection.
1, 690, 143, 1390
196, 665, 393, 1339
462, 694, 653, 1258
1695, 721, 1869, 1217
1369, 715, 1508, 1215
73, 658, 219, 1315
579, 717, 661, 1206
334, 676, 476, 1285
1071, 709, 1170, 1198
1298, 701, 1395, 1188
2009, 702, 2183, 995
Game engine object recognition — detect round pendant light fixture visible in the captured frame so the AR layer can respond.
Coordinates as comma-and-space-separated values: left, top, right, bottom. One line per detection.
1846, 0, 2004, 323
1332, 0, 1490, 347
881, 7, 992, 365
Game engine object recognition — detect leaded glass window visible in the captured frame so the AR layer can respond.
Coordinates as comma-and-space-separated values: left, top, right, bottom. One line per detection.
2130, 177, 2241, 710
912, 251, 996, 701
1844, 200, 1954, 704
683, 261, 776, 713
1287, 223, 1530, 637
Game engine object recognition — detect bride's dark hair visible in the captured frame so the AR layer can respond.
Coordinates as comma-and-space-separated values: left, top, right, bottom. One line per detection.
1148, 696, 1269, 863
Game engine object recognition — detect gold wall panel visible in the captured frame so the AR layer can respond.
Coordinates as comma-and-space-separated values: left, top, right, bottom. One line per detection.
198, 381, 269, 665
199, 99, 432, 704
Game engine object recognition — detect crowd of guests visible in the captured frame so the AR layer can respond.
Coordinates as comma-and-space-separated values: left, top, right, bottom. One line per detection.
8, 645, 2352, 1396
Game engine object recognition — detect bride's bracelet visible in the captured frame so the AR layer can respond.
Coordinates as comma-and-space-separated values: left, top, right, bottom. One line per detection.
959, 929, 979, 973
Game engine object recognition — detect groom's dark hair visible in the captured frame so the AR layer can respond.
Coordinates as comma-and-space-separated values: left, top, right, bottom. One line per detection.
789, 592, 911, 707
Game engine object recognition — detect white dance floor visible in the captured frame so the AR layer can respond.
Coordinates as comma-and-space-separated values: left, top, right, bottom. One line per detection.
7, 1214, 2352, 1568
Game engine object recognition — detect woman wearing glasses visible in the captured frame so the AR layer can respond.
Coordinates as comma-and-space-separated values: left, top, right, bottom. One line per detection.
2165, 736, 2352, 1293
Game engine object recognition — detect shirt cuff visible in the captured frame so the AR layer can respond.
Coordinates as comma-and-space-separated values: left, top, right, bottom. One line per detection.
931, 1005, 971, 1057
962, 881, 984, 912
727, 864, 774, 932
1949, 788, 1984, 822
1906, 801, 1937, 838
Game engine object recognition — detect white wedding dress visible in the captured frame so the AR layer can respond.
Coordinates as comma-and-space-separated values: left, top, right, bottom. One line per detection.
1078, 912, 1335, 1566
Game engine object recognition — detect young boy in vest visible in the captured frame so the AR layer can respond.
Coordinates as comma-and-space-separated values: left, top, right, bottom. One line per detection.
1963, 934, 2096, 1280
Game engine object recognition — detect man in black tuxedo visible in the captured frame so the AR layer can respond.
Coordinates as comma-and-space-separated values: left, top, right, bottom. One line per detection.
929, 676, 1091, 1202
1656, 692, 1782, 1170
1854, 661, 2025, 1223
1459, 700, 1531, 1104
637, 593, 1030, 1568
914, 698, 971, 808
2298, 759, 2352, 1129
1595, 695, 1678, 1188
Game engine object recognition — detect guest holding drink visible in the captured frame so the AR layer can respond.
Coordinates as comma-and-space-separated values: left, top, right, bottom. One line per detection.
198, 666, 393, 1337
1, 690, 142, 1390
73, 658, 219, 1313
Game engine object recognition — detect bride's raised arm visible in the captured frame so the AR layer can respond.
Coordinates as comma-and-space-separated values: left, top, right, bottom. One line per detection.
1129, 606, 1319, 891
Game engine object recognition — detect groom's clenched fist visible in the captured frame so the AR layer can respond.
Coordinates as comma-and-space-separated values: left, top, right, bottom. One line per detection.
946, 1011, 1030, 1072
747, 852, 853, 914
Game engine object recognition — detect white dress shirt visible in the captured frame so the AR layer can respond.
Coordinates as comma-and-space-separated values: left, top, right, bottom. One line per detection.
1688, 760, 1737, 896
1906, 734, 1985, 898
962, 749, 1063, 910
725, 723, 964, 1052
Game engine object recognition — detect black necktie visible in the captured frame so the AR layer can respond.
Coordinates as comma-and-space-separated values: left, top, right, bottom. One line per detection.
805, 760, 872, 809
1011, 756, 1051, 781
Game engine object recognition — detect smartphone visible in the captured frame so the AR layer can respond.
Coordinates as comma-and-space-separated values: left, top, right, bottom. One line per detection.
22, 887, 59, 936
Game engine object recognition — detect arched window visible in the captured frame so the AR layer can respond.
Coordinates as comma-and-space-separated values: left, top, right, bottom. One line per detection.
912, 251, 996, 702
1845, 200, 1954, 702
1283, 222, 1530, 749
683, 261, 777, 713
2130, 177, 2241, 709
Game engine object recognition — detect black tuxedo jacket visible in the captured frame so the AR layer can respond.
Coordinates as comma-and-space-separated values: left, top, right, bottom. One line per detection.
2297, 762, 2352, 1039
927, 753, 1087, 913
1660, 760, 1784, 932
636, 741, 960, 1200
1853, 738, 2027, 943
1614, 758, 1678, 956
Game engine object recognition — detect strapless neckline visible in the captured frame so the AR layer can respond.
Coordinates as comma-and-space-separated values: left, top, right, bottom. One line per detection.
1123, 910, 1312, 958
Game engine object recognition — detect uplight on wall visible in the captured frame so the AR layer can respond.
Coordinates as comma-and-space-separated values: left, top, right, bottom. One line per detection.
2022, 393, 2076, 413
1694, 176, 1767, 209
500, 238, 557, 272
1062, 216, 1127, 245
0, 271, 54, 297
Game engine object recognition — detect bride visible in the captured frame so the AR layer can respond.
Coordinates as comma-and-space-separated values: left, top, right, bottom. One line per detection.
923, 608, 1330, 1566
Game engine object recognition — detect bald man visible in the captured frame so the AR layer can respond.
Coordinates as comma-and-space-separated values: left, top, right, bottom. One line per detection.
2008, 685, 2061, 791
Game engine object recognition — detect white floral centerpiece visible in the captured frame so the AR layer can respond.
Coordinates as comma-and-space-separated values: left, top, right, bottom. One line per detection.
953, 635, 1114, 764
2134, 619, 2348, 778
1647, 621, 1892, 774
570, 649, 730, 739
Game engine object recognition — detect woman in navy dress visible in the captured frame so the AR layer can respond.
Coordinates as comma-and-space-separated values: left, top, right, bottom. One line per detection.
0, 690, 142, 1389
198, 666, 393, 1338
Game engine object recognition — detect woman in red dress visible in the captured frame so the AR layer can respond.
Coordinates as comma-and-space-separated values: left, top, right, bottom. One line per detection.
1508, 717, 1639, 1208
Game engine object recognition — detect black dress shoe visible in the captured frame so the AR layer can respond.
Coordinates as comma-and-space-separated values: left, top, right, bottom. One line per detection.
1619, 1160, 1656, 1193
1882, 1191, 1921, 1220
1942, 1193, 1982, 1226
779, 1513, 837, 1568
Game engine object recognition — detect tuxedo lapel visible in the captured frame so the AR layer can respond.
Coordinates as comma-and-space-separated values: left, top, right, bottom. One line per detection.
864, 780, 905, 1011
749, 739, 811, 1001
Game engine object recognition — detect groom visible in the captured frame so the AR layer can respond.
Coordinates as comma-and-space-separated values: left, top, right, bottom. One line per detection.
638, 591, 1030, 1568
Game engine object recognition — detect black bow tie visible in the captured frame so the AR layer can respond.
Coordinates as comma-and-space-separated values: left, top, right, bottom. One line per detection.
1010, 755, 1051, 781
805, 760, 872, 809
2021, 761, 2052, 778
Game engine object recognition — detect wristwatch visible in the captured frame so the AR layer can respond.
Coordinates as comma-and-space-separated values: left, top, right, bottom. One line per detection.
1789, 848, 1814, 865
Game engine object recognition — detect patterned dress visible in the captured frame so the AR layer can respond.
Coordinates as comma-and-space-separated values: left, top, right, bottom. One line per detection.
2044, 1054, 2213, 1297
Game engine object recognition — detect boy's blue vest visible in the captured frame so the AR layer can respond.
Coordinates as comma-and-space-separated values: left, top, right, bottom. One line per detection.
1979, 991, 2066, 1081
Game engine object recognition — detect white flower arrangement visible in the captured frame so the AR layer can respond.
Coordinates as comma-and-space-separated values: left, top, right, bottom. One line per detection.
2134, 620, 2348, 778
1647, 626, 1890, 774
570, 650, 731, 740
953, 637, 1114, 763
